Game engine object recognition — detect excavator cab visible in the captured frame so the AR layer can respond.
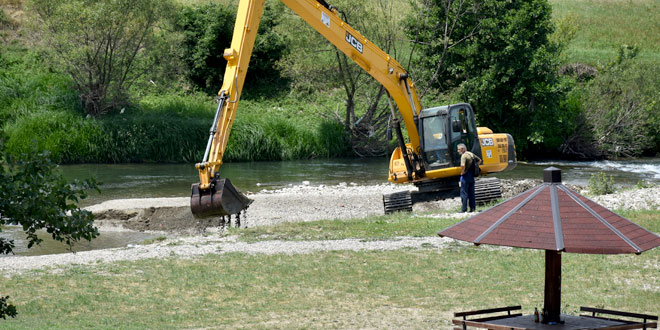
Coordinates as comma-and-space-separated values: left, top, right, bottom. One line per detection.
419, 103, 479, 170
419, 107, 451, 169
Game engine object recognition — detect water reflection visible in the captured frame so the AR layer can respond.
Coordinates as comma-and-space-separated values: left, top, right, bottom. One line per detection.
0, 226, 160, 257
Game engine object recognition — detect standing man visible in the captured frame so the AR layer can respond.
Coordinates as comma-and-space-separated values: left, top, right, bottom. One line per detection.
457, 143, 481, 212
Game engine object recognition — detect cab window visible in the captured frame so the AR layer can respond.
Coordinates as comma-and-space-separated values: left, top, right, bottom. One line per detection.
422, 115, 449, 166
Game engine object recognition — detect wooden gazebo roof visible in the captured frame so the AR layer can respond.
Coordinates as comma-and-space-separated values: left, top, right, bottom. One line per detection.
439, 167, 660, 254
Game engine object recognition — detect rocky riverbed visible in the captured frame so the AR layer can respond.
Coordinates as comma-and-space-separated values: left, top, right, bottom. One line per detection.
88, 179, 546, 232
1, 180, 659, 274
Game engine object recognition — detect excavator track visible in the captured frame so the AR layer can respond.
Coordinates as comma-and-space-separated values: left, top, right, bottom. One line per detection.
382, 177, 502, 214
474, 177, 502, 204
383, 191, 413, 213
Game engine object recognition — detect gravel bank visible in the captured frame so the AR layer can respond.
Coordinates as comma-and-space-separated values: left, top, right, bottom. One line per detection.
2, 180, 659, 275
0, 236, 463, 275
87, 179, 541, 232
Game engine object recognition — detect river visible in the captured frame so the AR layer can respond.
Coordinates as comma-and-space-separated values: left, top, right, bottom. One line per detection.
60, 157, 660, 206
2, 157, 659, 256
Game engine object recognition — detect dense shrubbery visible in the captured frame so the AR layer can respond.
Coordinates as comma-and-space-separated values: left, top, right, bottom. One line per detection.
176, 1, 287, 95
407, 0, 574, 156
28, 0, 180, 116
0, 55, 349, 163
2, 99, 349, 163
0, 32, 347, 164
559, 48, 660, 159
582, 59, 660, 158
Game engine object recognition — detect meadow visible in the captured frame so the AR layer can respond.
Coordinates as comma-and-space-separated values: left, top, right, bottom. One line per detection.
550, 0, 660, 64
1, 210, 658, 329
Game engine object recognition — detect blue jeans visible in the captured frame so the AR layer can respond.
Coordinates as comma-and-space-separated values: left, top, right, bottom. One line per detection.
460, 177, 476, 212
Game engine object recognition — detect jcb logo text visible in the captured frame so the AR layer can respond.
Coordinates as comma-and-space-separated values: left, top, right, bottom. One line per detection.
345, 32, 363, 53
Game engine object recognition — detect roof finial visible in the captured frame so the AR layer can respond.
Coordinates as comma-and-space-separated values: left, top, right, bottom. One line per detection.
543, 167, 562, 183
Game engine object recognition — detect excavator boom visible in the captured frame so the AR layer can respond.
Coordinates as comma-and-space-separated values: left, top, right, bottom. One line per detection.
191, 0, 516, 218
191, 0, 425, 218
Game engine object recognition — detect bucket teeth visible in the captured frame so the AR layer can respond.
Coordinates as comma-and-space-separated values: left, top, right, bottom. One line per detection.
191, 178, 253, 219
216, 210, 247, 228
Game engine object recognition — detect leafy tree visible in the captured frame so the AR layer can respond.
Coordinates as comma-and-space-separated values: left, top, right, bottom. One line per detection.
28, 0, 178, 116
0, 146, 99, 318
575, 46, 660, 158
407, 0, 571, 156
278, 0, 410, 156
176, 1, 287, 96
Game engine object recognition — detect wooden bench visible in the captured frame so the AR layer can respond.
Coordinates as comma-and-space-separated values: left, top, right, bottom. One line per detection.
453, 306, 522, 330
580, 307, 658, 330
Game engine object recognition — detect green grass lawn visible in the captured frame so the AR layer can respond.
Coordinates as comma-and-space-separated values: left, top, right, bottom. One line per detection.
1, 210, 658, 329
550, 0, 660, 64
231, 209, 660, 242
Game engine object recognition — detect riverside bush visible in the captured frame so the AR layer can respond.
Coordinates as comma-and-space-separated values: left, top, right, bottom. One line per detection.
225, 114, 349, 162
3, 111, 103, 163
587, 171, 616, 195
96, 113, 209, 163
3, 106, 350, 163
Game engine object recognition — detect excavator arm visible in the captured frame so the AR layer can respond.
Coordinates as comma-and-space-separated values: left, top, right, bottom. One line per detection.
191, 0, 427, 218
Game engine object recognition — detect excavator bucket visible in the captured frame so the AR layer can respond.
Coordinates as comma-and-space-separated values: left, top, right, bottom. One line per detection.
190, 178, 253, 218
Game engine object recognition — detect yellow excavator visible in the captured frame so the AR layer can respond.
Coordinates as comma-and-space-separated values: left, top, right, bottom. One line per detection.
190, 0, 517, 218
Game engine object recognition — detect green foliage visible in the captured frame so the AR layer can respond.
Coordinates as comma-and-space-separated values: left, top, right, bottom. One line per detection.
587, 171, 616, 195
96, 112, 209, 163
0, 9, 9, 27
28, 0, 179, 115
0, 145, 99, 317
636, 180, 654, 190
0, 147, 99, 251
1, 91, 350, 163
579, 51, 660, 158
138, 92, 214, 118
3, 111, 104, 163
550, 0, 660, 65
175, 2, 234, 95
175, 1, 287, 95
0, 295, 17, 319
225, 114, 349, 162
277, 0, 408, 155
407, 0, 570, 157
317, 120, 351, 158
0, 49, 80, 125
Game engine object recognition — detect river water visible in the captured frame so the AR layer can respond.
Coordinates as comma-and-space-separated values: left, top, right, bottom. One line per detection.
60, 157, 660, 206
2, 157, 659, 256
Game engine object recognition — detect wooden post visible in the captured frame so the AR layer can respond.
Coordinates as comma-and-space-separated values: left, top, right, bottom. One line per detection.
544, 250, 562, 323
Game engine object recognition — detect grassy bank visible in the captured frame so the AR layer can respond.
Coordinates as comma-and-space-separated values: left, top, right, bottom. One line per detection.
550, 0, 660, 65
1, 210, 658, 329
229, 209, 660, 242
0, 48, 349, 163
2, 0, 660, 163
